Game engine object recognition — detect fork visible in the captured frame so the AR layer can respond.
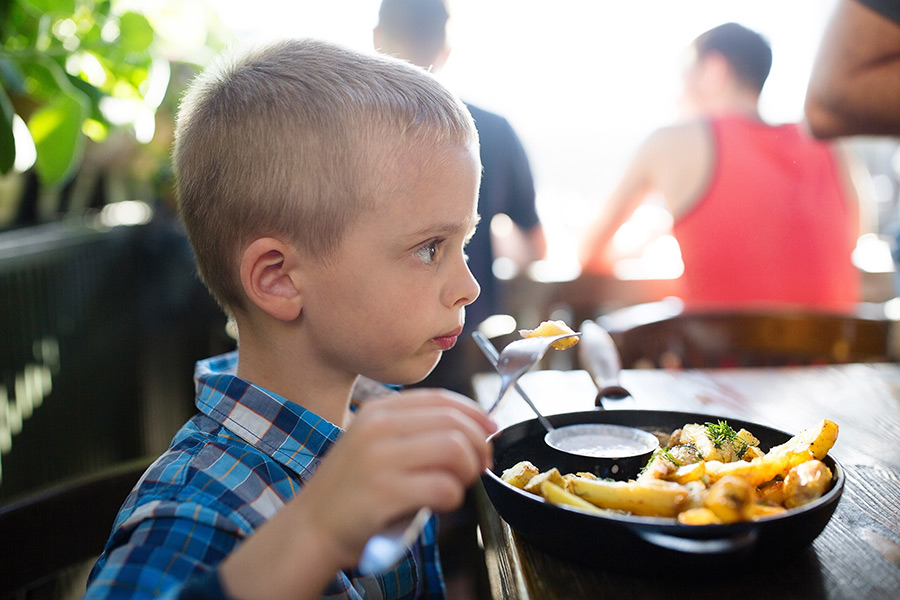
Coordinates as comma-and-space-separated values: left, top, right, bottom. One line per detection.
486, 332, 583, 420
357, 331, 580, 575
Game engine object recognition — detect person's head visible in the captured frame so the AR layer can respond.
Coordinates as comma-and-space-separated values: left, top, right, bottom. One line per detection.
680, 22, 773, 116
374, 0, 451, 70
174, 39, 480, 359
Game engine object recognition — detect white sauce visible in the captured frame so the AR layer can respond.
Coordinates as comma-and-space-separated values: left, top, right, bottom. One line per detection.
553, 432, 651, 458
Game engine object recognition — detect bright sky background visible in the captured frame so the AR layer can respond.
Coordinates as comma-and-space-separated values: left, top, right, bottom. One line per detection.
207, 0, 841, 267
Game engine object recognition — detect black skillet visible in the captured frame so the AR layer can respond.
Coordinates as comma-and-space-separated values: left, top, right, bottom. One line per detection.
481, 409, 844, 573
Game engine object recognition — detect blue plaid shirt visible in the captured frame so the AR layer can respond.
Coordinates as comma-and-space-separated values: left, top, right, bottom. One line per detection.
85, 351, 445, 599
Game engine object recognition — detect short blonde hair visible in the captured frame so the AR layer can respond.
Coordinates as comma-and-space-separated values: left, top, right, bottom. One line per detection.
173, 38, 478, 313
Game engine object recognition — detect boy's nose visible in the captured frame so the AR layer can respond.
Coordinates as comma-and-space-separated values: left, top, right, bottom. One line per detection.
447, 259, 480, 308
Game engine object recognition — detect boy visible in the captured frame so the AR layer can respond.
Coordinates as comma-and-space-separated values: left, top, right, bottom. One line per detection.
84, 38, 496, 600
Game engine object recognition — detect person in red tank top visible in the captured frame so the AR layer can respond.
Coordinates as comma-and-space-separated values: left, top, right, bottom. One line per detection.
579, 22, 862, 313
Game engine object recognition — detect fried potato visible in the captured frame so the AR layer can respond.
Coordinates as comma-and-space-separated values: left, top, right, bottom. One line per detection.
677, 507, 722, 525
704, 475, 756, 523
524, 467, 566, 495
540, 481, 607, 515
769, 419, 839, 461
569, 477, 689, 518
668, 461, 706, 485
783, 460, 833, 508
519, 320, 580, 349
501, 461, 540, 489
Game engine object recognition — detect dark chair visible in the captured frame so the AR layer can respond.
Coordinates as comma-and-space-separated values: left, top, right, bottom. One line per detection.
0, 457, 153, 599
582, 297, 898, 371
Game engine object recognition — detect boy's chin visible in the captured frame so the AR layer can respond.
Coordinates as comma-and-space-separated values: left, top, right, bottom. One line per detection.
372, 355, 442, 387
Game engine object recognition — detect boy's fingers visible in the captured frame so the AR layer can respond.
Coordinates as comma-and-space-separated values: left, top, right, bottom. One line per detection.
356, 405, 494, 470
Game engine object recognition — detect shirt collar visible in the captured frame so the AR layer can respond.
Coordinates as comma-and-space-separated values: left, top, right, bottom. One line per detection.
193, 351, 342, 480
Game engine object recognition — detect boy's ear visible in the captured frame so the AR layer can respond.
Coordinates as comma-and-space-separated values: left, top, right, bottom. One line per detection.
239, 238, 303, 322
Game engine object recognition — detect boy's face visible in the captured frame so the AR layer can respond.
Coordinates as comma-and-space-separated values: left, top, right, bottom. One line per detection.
300, 142, 481, 385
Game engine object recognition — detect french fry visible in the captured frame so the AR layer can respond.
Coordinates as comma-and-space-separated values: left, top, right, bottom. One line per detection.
768, 419, 839, 461
501, 461, 540, 489
703, 475, 756, 523
524, 467, 566, 495
668, 461, 706, 484
540, 481, 607, 515
569, 477, 689, 518
677, 507, 722, 525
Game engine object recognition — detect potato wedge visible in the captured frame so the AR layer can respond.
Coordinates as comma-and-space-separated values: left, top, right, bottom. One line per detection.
569, 477, 689, 517
501, 461, 540, 489
540, 481, 607, 515
524, 467, 566, 495
768, 419, 839, 461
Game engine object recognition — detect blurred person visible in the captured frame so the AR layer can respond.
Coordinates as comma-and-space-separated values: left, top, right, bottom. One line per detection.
374, 0, 547, 353
579, 22, 863, 312
805, 0, 900, 294
805, 0, 900, 138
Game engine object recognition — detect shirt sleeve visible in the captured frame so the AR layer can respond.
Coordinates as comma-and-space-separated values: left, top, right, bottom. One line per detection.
84, 515, 240, 600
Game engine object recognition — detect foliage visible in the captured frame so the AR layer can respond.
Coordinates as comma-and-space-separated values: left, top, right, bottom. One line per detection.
0, 0, 165, 186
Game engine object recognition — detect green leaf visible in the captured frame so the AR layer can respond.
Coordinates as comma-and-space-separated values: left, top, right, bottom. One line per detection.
0, 87, 16, 174
118, 12, 154, 54
28, 92, 86, 185
20, 0, 77, 15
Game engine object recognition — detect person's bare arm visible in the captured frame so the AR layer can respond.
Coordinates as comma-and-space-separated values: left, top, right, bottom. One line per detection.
578, 124, 709, 273
806, 0, 900, 138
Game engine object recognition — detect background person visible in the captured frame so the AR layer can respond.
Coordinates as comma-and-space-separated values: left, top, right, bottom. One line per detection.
375, 0, 547, 393
805, 0, 900, 138
579, 22, 864, 313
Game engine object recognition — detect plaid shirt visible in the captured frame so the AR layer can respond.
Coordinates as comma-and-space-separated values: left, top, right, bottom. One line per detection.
85, 351, 445, 599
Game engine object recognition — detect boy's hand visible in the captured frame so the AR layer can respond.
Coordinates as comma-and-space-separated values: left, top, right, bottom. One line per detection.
221, 389, 496, 600
303, 389, 497, 566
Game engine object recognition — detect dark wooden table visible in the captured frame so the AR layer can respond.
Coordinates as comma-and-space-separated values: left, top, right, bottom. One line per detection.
471, 364, 900, 599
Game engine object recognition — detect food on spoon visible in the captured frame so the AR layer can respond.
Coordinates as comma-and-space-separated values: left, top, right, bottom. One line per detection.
502, 419, 838, 524
519, 320, 580, 349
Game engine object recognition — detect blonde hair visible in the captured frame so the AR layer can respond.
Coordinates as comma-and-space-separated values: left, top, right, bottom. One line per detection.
173, 38, 478, 313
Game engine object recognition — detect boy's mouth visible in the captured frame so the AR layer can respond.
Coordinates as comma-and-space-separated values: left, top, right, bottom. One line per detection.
432, 327, 463, 351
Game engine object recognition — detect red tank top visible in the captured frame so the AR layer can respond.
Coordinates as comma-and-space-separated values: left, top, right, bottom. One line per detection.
672, 116, 860, 312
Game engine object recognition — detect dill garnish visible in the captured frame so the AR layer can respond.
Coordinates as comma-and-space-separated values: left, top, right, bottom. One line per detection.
704, 420, 748, 458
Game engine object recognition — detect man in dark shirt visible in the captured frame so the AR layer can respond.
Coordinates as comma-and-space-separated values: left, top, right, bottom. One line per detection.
374, 0, 546, 393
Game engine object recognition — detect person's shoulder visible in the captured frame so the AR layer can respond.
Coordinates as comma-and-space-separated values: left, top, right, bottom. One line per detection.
641, 119, 709, 156
464, 101, 515, 133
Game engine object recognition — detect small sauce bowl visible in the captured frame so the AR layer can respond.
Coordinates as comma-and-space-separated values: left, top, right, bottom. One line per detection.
544, 423, 660, 480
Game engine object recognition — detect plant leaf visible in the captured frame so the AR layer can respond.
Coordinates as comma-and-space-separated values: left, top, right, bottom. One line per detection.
21, 0, 77, 15
118, 12, 154, 54
0, 87, 16, 174
28, 92, 86, 185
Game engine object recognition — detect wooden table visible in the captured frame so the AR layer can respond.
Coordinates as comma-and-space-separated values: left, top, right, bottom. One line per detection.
471, 364, 900, 599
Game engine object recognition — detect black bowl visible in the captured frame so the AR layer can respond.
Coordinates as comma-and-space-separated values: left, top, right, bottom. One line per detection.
482, 410, 844, 573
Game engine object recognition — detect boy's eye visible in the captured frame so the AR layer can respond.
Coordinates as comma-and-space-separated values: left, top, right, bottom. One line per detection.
414, 240, 440, 264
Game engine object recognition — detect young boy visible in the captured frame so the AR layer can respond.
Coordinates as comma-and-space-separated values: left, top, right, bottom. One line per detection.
84, 38, 496, 600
